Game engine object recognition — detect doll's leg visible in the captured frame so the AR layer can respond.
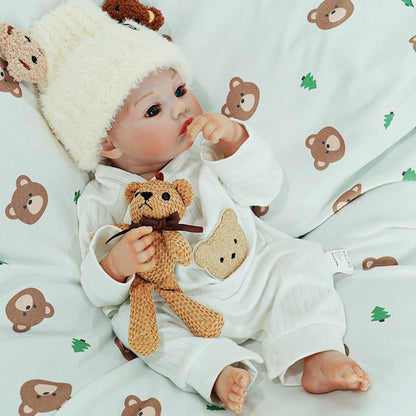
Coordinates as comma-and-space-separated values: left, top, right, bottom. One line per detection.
258, 240, 370, 392
156, 287, 224, 338
128, 279, 159, 356
301, 350, 369, 393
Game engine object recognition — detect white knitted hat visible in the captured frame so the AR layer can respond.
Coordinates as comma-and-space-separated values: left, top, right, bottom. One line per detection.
31, 0, 191, 171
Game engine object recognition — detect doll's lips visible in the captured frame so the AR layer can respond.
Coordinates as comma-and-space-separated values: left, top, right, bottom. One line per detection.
179, 117, 194, 135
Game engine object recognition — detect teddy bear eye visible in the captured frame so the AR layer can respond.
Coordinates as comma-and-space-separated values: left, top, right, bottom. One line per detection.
25, 36, 31, 42
162, 192, 170, 201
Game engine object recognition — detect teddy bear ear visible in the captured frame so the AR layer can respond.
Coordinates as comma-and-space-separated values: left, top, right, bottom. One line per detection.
124, 182, 142, 203
0, 23, 8, 40
172, 179, 194, 207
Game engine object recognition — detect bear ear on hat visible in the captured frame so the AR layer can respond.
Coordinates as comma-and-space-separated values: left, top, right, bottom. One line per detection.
0, 22, 47, 83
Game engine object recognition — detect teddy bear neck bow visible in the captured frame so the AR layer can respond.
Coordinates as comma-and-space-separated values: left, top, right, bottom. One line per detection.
106, 211, 203, 244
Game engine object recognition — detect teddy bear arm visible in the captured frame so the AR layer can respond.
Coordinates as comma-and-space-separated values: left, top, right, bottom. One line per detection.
163, 231, 192, 266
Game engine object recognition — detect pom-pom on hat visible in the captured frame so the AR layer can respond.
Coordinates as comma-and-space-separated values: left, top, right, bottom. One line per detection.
31, 0, 190, 171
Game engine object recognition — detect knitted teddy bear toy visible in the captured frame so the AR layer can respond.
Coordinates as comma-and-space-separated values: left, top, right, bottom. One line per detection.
0, 23, 47, 83
108, 173, 224, 356
102, 0, 165, 31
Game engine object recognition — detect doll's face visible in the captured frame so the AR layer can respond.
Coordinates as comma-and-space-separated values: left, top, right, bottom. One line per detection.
101, 68, 202, 178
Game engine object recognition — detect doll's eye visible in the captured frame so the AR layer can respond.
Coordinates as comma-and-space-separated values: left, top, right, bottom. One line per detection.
162, 192, 170, 201
146, 105, 160, 117
175, 85, 187, 97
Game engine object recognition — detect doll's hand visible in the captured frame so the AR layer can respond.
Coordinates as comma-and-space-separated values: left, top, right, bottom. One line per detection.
101, 226, 156, 283
187, 112, 244, 144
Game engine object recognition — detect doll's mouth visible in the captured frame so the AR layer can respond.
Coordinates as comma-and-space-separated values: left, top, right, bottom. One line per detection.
179, 117, 193, 135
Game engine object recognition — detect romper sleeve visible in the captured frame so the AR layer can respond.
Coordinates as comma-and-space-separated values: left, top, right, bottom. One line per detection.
200, 123, 283, 207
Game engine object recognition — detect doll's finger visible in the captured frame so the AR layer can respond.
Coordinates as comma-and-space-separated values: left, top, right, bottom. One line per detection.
135, 244, 155, 264
187, 115, 207, 141
206, 128, 221, 144
136, 256, 156, 273
125, 226, 153, 243
132, 234, 154, 254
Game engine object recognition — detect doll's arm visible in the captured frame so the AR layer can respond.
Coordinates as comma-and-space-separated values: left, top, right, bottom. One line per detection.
163, 231, 192, 266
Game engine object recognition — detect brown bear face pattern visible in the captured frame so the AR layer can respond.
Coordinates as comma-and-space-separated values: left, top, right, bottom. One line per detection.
6, 288, 54, 333
332, 184, 362, 213
19, 379, 72, 416
409, 35, 416, 52
0, 57, 22, 97
222, 76, 260, 121
121, 395, 162, 416
5, 175, 48, 224
362, 256, 398, 271
307, 0, 354, 30
306, 126, 345, 170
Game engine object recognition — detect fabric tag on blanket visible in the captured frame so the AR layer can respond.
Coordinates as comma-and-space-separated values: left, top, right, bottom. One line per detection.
324, 249, 354, 275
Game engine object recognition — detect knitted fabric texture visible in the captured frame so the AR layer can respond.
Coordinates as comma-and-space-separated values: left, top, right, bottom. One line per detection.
30, 0, 190, 171
116, 175, 224, 356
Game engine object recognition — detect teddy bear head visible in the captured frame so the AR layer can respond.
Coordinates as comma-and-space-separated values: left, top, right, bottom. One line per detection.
102, 0, 164, 31
0, 23, 47, 83
125, 173, 194, 223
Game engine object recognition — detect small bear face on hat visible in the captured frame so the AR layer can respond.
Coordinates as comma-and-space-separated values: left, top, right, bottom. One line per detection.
193, 209, 248, 280
102, 0, 164, 31
305, 126, 345, 170
0, 23, 47, 83
307, 0, 354, 30
222, 76, 260, 121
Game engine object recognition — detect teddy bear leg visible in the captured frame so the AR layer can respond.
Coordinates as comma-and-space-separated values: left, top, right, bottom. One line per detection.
128, 280, 159, 355
156, 288, 224, 338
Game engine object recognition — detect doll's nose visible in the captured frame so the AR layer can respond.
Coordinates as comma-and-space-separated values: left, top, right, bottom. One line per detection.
172, 99, 188, 119
140, 192, 152, 201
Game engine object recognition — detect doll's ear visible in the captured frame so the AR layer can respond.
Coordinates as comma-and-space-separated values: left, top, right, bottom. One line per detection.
124, 182, 142, 203
172, 179, 194, 207
100, 137, 123, 160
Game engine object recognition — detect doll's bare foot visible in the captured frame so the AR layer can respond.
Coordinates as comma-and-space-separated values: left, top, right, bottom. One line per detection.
302, 350, 370, 393
212, 365, 250, 414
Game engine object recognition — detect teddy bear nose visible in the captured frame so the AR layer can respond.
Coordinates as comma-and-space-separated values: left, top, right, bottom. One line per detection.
140, 192, 153, 201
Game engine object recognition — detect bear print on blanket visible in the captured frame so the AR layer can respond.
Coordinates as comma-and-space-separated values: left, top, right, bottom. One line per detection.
121, 395, 162, 416
5, 175, 48, 225
307, 0, 354, 30
305, 126, 346, 170
221, 76, 260, 121
18, 379, 72, 416
6, 287, 54, 333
